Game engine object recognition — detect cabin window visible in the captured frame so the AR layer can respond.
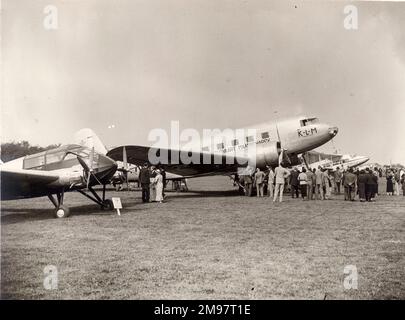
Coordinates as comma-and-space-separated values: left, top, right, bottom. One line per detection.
45, 151, 65, 164
261, 132, 269, 139
246, 136, 254, 143
217, 143, 224, 150
23, 153, 46, 169
231, 139, 239, 146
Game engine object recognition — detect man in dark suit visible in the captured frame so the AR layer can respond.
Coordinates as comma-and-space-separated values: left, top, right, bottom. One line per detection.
290, 168, 299, 198
139, 163, 151, 203
357, 170, 367, 202
366, 168, 377, 201
343, 168, 357, 201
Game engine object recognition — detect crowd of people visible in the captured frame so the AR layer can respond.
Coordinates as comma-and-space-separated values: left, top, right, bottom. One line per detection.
386, 168, 405, 196
138, 163, 166, 203
130, 162, 404, 204
239, 164, 405, 202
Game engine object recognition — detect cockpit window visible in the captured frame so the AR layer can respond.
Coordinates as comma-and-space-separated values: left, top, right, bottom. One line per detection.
23, 151, 46, 169
300, 118, 319, 127
23, 144, 90, 169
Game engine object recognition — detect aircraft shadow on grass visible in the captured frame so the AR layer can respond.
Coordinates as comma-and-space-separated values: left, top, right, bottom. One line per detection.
163, 189, 241, 198
0, 200, 145, 224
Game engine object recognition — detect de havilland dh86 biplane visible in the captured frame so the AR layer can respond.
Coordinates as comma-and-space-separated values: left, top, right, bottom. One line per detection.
1, 130, 118, 218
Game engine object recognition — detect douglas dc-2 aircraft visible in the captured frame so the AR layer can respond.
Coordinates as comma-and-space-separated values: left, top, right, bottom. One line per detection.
107, 116, 338, 178
1, 130, 118, 218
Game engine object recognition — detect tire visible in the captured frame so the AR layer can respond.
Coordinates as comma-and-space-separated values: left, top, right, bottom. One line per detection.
55, 205, 70, 218
102, 199, 114, 211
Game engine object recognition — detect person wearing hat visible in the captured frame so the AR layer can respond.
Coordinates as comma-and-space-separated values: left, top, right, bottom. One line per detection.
334, 166, 343, 194
315, 166, 324, 200
289, 168, 299, 199
139, 163, 151, 203
343, 168, 357, 201
357, 169, 367, 202
154, 169, 164, 203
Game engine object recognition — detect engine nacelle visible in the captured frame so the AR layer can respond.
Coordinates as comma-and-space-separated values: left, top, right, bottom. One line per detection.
253, 141, 281, 169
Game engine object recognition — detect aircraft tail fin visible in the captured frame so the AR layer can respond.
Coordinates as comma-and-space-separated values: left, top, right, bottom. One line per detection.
74, 128, 108, 155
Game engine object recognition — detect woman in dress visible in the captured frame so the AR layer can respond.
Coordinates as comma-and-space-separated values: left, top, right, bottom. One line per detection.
149, 167, 157, 202
154, 169, 164, 203
386, 171, 394, 195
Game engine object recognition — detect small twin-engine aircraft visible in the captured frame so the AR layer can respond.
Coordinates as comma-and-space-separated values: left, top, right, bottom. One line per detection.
107, 116, 338, 179
1, 130, 118, 218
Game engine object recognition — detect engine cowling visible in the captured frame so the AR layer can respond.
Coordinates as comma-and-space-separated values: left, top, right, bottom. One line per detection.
254, 141, 281, 169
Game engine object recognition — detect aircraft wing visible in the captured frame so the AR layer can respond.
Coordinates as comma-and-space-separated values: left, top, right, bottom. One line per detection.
107, 145, 249, 177
1, 168, 60, 200
1, 168, 60, 183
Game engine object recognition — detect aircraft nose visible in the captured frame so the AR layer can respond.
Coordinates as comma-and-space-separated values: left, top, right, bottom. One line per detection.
97, 155, 117, 182
328, 127, 338, 137
99, 155, 117, 170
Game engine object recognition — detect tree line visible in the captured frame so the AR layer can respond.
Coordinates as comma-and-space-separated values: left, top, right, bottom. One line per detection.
1, 141, 60, 163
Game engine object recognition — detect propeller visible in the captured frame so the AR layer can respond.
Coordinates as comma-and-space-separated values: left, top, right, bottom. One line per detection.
75, 147, 101, 189
122, 146, 129, 190
275, 125, 290, 166
276, 125, 284, 166
123, 146, 128, 170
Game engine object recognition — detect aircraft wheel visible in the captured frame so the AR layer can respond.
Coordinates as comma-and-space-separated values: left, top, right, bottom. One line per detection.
55, 205, 70, 218
102, 199, 114, 211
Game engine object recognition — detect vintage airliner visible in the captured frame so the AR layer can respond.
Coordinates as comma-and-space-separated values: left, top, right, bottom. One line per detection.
107, 116, 338, 177
1, 116, 337, 218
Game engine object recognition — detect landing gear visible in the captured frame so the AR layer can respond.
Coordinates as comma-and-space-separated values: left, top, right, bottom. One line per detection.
55, 205, 70, 218
102, 199, 114, 211
48, 190, 71, 219
229, 174, 246, 195
76, 184, 114, 211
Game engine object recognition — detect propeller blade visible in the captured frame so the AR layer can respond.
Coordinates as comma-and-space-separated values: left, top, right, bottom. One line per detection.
279, 148, 291, 167
77, 156, 90, 172
123, 146, 128, 170
276, 124, 281, 142
89, 147, 95, 173
278, 149, 283, 166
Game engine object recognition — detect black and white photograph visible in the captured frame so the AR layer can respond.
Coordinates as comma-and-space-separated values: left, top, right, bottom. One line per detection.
1, 0, 404, 305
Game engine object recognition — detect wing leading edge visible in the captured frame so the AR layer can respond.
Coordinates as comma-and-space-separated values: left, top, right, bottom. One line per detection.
107, 145, 250, 177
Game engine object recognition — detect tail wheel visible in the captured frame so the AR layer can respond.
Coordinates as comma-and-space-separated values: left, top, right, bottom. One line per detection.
55, 205, 70, 218
102, 199, 114, 211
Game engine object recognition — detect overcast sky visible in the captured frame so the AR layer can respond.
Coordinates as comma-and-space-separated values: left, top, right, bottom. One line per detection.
1, 0, 405, 164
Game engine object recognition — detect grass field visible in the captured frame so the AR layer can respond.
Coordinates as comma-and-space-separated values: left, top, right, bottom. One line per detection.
1, 176, 404, 299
